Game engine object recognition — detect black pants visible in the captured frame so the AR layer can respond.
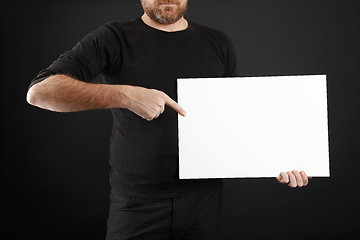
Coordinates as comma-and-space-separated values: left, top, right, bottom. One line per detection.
106, 183, 223, 240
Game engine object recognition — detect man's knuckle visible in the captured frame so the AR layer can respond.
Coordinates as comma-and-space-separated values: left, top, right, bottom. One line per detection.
161, 92, 167, 98
156, 98, 164, 106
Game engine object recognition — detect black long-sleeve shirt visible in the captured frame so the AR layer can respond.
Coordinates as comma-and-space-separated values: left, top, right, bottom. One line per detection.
30, 17, 238, 197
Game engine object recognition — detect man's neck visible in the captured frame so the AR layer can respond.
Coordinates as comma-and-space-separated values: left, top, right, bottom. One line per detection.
141, 13, 188, 32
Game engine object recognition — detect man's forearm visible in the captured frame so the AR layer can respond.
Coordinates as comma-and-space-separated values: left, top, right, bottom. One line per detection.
26, 74, 127, 112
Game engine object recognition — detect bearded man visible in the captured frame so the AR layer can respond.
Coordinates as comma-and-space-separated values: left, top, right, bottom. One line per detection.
27, 0, 310, 239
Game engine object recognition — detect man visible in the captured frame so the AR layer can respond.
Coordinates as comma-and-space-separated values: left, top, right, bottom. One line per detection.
27, 0, 310, 239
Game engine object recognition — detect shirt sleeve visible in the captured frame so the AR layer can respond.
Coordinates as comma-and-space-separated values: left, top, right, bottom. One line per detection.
223, 35, 238, 77
29, 23, 121, 88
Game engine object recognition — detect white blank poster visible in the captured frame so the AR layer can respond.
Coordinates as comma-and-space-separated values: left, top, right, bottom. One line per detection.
177, 75, 329, 179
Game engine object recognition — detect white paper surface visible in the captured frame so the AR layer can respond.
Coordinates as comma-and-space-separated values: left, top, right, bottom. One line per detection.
177, 75, 329, 179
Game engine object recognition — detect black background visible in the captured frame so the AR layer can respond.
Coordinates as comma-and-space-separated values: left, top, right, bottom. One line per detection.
1, 0, 359, 239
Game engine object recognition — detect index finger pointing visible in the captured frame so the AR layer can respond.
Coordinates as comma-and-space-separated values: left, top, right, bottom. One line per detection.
164, 95, 186, 117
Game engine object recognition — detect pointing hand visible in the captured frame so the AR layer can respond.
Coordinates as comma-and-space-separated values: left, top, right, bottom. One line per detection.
123, 85, 186, 121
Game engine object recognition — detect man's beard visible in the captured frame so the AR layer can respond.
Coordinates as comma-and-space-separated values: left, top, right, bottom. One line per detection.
141, 0, 188, 25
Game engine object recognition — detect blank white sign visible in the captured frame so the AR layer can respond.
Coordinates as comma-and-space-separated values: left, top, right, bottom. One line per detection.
178, 75, 330, 179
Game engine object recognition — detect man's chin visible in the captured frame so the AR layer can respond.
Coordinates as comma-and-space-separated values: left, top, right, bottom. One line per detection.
163, 13, 179, 20
150, 12, 182, 24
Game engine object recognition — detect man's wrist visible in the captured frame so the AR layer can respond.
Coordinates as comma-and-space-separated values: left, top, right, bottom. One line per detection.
113, 85, 131, 109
